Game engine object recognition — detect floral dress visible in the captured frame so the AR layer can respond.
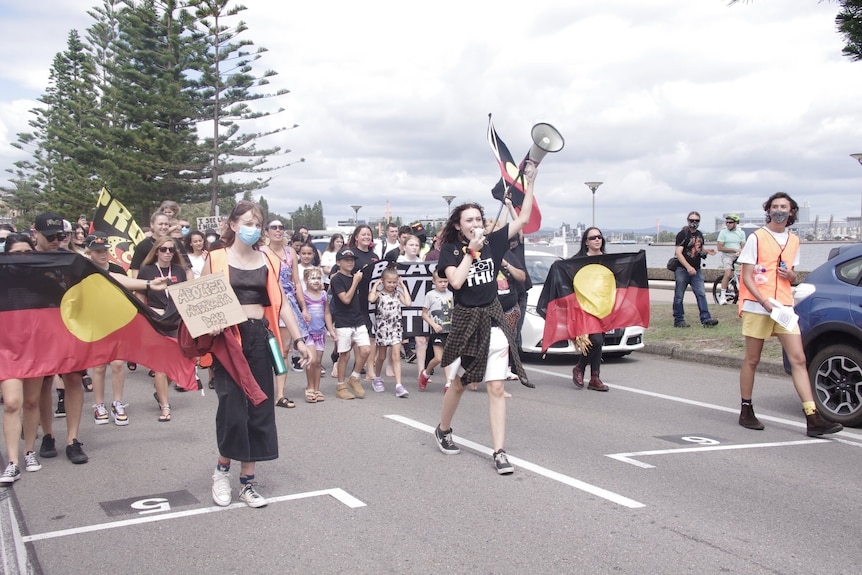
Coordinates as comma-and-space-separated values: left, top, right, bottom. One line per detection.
277, 249, 309, 337
374, 291, 403, 346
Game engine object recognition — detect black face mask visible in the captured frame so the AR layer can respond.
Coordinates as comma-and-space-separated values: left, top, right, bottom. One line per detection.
688, 221, 700, 231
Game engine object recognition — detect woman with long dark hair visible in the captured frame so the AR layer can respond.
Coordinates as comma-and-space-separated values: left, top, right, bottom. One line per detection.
347, 224, 380, 386
570, 227, 609, 392
201, 200, 310, 508
433, 163, 537, 475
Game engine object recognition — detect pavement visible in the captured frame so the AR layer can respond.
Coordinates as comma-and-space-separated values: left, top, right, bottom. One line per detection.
639, 280, 786, 377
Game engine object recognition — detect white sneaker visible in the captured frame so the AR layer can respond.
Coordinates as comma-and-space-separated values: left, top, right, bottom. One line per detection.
717, 294, 727, 306
93, 403, 109, 425
112, 401, 129, 426
212, 470, 232, 506
395, 384, 409, 398
239, 482, 268, 508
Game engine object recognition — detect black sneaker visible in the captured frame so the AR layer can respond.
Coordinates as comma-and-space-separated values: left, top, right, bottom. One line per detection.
434, 425, 460, 455
405, 350, 417, 363
702, 318, 719, 327
54, 397, 66, 418
674, 322, 690, 328
66, 439, 88, 464
493, 449, 514, 475
40, 434, 57, 458
291, 356, 304, 372
82, 374, 93, 391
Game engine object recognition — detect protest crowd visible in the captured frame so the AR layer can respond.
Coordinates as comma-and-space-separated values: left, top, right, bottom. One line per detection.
0, 190, 540, 503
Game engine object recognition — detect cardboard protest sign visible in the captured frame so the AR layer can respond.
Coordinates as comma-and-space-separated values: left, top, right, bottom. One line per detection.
169, 273, 247, 338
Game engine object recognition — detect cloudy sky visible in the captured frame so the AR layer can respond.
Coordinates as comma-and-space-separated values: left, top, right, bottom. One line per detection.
1, 0, 861, 234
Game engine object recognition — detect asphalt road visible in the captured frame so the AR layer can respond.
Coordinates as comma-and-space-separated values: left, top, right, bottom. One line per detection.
2, 352, 861, 575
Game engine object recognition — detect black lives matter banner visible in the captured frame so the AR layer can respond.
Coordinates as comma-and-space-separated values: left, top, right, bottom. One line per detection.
90, 188, 146, 271
366, 260, 438, 337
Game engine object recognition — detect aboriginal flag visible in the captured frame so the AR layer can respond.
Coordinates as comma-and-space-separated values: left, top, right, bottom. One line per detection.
90, 187, 147, 271
0, 252, 196, 388
487, 115, 542, 234
537, 251, 650, 352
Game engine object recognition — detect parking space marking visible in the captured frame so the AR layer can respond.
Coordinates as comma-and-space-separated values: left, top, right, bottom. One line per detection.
524, 365, 862, 442
607, 439, 828, 468
386, 414, 646, 509
21, 488, 365, 543
1, 492, 32, 575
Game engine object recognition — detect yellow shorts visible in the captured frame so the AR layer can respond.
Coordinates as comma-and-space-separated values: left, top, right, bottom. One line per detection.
741, 311, 800, 339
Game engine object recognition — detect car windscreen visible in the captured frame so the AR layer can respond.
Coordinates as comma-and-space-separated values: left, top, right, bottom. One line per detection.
525, 254, 560, 285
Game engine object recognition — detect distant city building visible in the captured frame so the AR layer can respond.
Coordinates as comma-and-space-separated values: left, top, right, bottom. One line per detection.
715, 202, 860, 240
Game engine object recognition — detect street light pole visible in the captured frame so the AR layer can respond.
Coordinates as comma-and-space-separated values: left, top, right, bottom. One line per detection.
851, 154, 862, 240
584, 182, 603, 227
350, 205, 362, 225
442, 195, 456, 216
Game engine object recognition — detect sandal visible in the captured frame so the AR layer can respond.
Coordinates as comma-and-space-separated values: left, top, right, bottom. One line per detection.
127, 362, 137, 371
275, 397, 296, 409
314, 391, 325, 402
158, 403, 171, 422
304, 389, 317, 403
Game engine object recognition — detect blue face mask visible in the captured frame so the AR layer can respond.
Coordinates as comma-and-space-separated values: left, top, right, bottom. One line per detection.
237, 225, 261, 246
181, 226, 190, 236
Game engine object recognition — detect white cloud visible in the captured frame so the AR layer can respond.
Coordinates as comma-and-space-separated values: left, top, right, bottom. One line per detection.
0, 0, 860, 233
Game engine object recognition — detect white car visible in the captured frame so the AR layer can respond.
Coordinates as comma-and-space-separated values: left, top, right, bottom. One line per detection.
520, 251, 645, 357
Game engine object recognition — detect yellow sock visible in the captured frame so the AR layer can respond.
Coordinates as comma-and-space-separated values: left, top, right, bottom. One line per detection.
802, 401, 816, 416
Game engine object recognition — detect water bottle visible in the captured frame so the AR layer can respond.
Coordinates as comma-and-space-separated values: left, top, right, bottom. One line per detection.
266, 330, 287, 375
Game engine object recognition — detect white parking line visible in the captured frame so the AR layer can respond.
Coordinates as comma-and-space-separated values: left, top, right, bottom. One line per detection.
607, 439, 829, 469
524, 365, 862, 442
21, 488, 365, 543
385, 414, 646, 509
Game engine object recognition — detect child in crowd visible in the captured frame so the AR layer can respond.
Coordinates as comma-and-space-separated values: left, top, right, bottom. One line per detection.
303, 267, 335, 403
368, 266, 413, 397
419, 268, 452, 391
297, 243, 317, 293
397, 235, 423, 264
330, 248, 371, 400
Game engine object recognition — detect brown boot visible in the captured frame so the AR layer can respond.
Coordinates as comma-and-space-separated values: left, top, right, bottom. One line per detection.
572, 364, 585, 388
587, 371, 608, 392
805, 409, 843, 437
739, 403, 764, 430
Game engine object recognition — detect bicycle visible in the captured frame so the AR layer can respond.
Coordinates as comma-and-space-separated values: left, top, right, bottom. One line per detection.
713, 257, 740, 305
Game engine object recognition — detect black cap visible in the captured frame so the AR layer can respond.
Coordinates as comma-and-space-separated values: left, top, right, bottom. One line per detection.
86, 231, 110, 251
34, 212, 64, 235
336, 247, 356, 260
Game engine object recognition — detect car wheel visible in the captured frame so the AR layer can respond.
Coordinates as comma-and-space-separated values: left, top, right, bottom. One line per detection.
808, 344, 862, 427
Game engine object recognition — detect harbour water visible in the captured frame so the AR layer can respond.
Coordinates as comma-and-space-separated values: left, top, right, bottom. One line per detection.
528, 242, 858, 273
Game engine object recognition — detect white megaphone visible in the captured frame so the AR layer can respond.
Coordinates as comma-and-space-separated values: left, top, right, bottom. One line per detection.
525, 123, 565, 166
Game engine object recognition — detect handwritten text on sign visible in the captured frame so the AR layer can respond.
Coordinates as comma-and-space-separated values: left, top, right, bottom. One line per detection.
170, 272, 247, 338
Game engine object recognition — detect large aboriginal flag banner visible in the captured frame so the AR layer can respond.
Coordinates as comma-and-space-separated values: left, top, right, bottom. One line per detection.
487, 116, 542, 234
90, 187, 146, 271
0, 252, 196, 388
537, 251, 650, 352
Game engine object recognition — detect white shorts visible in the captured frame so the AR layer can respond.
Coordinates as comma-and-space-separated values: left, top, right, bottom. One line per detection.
336, 325, 370, 353
446, 327, 510, 384
721, 254, 737, 270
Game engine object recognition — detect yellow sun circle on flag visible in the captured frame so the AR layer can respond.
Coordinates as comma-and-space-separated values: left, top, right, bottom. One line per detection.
60, 275, 137, 342
572, 264, 616, 318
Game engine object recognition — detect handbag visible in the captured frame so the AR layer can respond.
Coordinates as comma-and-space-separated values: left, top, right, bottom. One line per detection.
666, 257, 680, 272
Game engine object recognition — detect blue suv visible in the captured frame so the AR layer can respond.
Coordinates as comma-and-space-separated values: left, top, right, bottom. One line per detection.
792, 244, 862, 427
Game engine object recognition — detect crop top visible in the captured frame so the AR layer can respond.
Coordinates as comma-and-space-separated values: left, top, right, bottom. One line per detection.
229, 265, 270, 306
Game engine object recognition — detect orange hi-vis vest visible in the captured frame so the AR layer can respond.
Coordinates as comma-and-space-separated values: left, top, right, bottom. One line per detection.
207, 247, 285, 350
738, 227, 799, 315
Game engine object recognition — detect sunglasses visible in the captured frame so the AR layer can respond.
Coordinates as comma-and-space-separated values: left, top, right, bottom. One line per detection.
587, 234, 603, 241
157, 246, 175, 253
269, 225, 284, 230
726, 221, 736, 224
688, 219, 700, 223
44, 233, 67, 242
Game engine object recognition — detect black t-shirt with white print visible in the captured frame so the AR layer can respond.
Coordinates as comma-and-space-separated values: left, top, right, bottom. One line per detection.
438, 224, 509, 308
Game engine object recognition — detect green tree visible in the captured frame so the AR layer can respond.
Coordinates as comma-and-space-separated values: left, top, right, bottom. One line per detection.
187, 0, 295, 215
11, 31, 102, 218
103, 0, 209, 221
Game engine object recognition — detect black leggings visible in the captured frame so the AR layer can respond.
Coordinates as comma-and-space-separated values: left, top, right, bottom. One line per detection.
576, 333, 604, 374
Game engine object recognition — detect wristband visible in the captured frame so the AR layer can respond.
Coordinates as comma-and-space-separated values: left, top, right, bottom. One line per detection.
292, 337, 304, 350
468, 248, 480, 260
